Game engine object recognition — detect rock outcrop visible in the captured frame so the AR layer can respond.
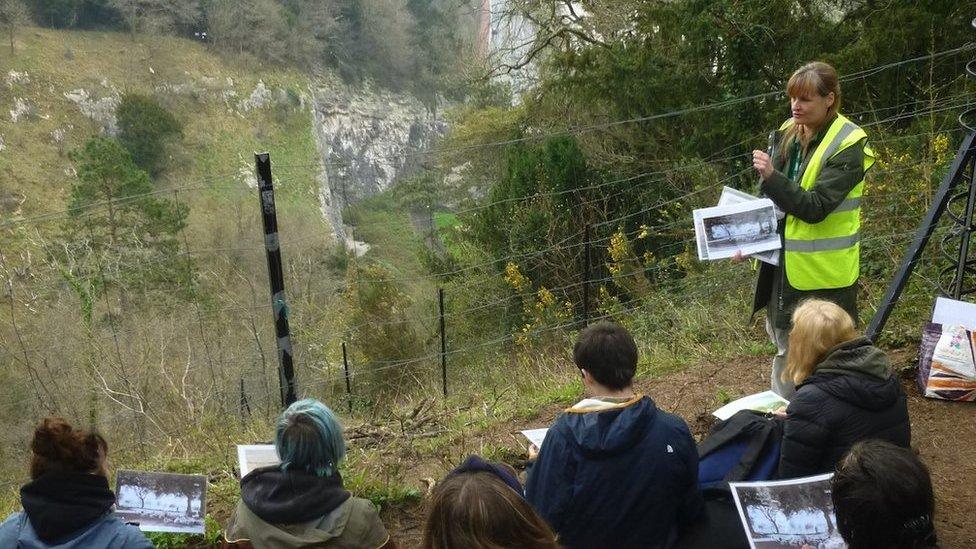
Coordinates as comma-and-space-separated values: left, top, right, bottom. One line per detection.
309, 79, 446, 245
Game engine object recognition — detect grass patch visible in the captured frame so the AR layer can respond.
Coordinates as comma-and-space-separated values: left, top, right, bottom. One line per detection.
433, 211, 458, 230
343, 466, 422, 510
528, 378, 582, 408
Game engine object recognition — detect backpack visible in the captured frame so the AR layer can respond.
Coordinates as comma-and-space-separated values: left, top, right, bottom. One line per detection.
672, 485, 750, 549
676, 411, 784, 549
697, 410, 784, 488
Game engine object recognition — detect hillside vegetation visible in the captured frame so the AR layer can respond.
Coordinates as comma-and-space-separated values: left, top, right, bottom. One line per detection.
1, 1, 976, 546
0, 27, 340, 524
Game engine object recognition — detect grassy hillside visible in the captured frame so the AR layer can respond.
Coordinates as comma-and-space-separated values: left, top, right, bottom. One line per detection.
0, 28, 347, 543
0, 27, 325, 249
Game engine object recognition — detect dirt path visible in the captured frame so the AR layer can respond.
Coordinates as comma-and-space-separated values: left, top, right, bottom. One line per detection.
381, 354, 975, 547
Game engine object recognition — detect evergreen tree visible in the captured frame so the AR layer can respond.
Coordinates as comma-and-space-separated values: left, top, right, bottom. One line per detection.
62, 137, 190, 295
116, 93, 182, 176
23, 0, 78, 28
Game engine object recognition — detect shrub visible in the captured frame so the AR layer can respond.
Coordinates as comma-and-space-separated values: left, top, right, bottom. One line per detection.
117, 93, 182, 176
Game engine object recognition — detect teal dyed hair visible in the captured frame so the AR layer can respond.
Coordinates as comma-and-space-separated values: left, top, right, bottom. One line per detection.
275, 399, 346, 477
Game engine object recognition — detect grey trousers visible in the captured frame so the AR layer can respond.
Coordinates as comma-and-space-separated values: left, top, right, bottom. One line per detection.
766, 318, 795, 398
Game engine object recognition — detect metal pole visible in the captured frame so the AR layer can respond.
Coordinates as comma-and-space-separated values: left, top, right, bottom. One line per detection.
342, 342, 352, 413
255, 153, 298, 407
952, 156, 976, 299
439, 288, 447, 397
582, 224, 591, 326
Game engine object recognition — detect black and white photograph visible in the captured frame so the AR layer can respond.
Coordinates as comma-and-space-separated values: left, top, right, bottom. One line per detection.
730, 473, 846, 549
717, 186, 780, 265
694, 199, 781, 260
237, 444, 281, 477
116, 470, 207, 534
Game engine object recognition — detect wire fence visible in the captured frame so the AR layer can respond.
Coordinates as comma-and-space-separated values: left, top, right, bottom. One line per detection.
0, 46, 972, 454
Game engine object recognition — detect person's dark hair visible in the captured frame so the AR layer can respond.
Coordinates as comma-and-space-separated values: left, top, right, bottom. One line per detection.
832, 440, 938, 549
30, 417, 107, 479
572, 321, 637, 390
450, 455, 524, 496
422, 470, 560, 549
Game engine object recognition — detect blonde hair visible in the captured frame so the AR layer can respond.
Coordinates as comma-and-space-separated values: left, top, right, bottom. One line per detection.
779, 62, 841, 160
785, 299, 857, 385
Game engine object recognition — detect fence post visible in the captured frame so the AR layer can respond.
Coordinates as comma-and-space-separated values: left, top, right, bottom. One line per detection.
582, 224, 591, 327
239, 377, 251, 425
439, 288, 447, 397
254, 152, 298, 408
342, 341, 352, 413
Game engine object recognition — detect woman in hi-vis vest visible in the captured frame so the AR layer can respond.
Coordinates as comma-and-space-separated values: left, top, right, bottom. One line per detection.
751, 61, 876, 398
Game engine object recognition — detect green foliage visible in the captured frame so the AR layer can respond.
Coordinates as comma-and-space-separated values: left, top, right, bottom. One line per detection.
342, 466, 421, 509
715, 387, 734, 405
24, 0, 79, 28
0, 0, 30, 52
116, 93, 182, 176
460, 133, 692, 323
61, 137, 191, 295
405, 0, 465, 106
440, 0, 972, 351
108, 0, 200, 35
393, 170, 437, 210
345, 263, 426, 392
25, 0, 125, 29
531, 378, 582, 407
203, 0, 473, 94
23, 0, 475, 95
433, 212, 457, 231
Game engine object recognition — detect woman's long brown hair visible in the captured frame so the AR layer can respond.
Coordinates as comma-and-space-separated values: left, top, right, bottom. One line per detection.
779, 61, 842, 161
422, 471, 560, 549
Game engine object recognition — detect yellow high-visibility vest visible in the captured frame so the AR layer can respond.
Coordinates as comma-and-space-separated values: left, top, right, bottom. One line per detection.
780, 114, 875, 290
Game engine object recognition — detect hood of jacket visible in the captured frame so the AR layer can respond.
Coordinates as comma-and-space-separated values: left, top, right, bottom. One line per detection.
241, 466, 350, 525
19, 472, 117, 544
561, 395, 657, 458
803, 337, 901, 411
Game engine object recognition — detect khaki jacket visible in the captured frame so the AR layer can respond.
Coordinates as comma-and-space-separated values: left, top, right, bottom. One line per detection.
224, 496, 391, 549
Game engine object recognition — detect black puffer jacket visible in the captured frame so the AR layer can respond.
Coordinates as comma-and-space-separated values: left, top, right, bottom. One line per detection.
779, 337, 910, 479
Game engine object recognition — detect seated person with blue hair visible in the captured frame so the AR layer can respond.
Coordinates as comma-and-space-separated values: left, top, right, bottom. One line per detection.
224, 399, 396, 549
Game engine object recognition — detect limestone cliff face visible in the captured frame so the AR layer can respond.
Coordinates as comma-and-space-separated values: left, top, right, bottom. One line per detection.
309, 80, 446, 245
12, 61, 441, 248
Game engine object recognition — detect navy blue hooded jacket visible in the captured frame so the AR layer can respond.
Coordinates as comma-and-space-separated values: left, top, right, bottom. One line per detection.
525, 395, 703, 549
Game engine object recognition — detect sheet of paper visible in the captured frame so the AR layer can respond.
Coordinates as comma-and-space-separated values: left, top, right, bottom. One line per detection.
695, 214, 710, 261
115, 470, 208, 534
717, 187, 780, 265
694, 199, 781, 261
718, 186, 760, 204
932, 297, 976, 331
730, 473, 844, 549
713, 390, 790, 421
237, 444, 281, 477
520, 428, 548, 448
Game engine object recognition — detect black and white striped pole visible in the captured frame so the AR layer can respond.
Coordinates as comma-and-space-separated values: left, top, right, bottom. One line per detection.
255, 153, 298, 407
